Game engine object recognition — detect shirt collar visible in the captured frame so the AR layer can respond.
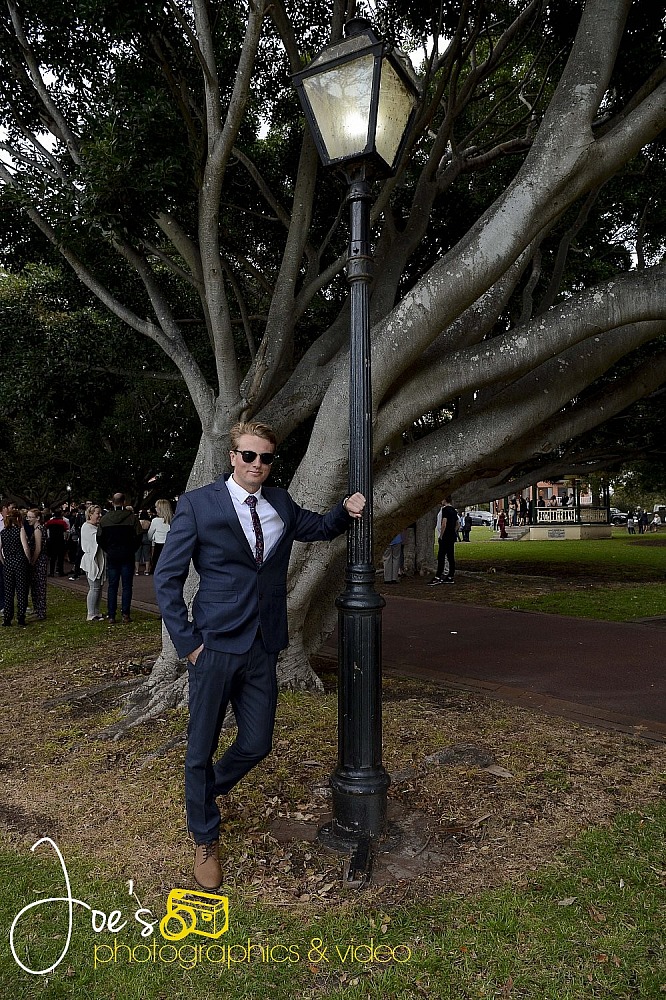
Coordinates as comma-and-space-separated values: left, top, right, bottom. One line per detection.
227, 473, 263, 504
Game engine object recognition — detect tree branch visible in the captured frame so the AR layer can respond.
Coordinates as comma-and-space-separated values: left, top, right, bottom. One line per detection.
375, 264, 666, 450
6, 0, 82, 165
195, 2, 265, 408
243, 133, 322, 410
1, 113, 75, 188
154, 212, 204, 285
221, 259, 256, 359
372, 320, 666, 529
231, 146, 291, 229
141, 240, 201, 289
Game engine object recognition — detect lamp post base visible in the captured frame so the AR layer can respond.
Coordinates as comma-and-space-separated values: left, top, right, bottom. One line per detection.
319, 573, 390, 848
317, 815, 401, 854
323, 767, 391, 847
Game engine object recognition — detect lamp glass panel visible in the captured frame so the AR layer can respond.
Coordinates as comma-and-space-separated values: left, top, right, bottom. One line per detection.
375, 59, 416, 169
302, 54, 375, 161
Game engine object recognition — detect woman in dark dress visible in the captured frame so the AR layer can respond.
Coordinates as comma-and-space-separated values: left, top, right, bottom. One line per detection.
0, 509, 31, 626
25, 508, 48, 620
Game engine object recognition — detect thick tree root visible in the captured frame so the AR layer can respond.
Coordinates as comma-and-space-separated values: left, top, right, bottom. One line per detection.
96, 651, 188, 740
43, 677, 144, 709
133, 732, 187, 770
100, 622, 327, 740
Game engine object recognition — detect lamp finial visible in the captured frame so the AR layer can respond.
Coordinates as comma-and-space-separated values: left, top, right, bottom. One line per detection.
344, 17, 372, 37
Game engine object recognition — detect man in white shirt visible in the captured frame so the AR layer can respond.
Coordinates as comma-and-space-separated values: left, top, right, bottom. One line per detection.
154, 421, 364, 891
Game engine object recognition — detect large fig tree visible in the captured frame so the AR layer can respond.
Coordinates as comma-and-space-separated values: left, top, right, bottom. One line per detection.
0, 0, 664, 720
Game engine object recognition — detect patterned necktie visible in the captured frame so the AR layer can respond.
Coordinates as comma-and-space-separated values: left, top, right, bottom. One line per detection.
244, 495, 264, 567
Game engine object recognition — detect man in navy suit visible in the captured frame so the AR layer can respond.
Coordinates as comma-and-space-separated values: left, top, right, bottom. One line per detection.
154, 420, 365, 890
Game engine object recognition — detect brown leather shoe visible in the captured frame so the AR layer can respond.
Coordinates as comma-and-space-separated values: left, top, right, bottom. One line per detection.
122, 614, 132, 624
193, 841, 222, 890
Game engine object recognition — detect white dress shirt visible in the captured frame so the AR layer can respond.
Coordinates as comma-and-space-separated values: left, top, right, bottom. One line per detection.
226, 475, 284, 561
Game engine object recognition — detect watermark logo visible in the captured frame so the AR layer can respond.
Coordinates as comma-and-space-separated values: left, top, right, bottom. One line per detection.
159, 889, 229, 941
10, 837, 82, 976
8, 836, 230, 975
9, 837, 413, 975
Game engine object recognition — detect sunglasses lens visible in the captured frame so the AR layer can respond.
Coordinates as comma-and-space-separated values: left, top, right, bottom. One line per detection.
239, 450, 275, 465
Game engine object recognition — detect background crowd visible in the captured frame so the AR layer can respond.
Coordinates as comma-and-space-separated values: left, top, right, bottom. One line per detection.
0, 496, 174, 627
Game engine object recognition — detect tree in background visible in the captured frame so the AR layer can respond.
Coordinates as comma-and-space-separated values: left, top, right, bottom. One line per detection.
0, 0, 664, 719
0, 263, 200, 506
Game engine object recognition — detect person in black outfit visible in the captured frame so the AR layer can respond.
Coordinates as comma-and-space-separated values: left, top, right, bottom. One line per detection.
44, 508, 69, 576
97, 493, 142, 624
0, 498, 12, 613
429, 497, 458, 585
519, 496, 528, 524
1, 509, 31, 626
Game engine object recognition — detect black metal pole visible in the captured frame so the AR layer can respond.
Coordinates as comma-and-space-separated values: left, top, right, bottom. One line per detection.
319, 165, 389, 849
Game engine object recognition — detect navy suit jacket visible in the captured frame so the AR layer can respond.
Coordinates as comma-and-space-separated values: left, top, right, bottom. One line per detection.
153, 475, 350, 658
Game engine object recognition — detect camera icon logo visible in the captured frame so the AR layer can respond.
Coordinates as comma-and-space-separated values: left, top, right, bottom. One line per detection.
159, 889, 229, 942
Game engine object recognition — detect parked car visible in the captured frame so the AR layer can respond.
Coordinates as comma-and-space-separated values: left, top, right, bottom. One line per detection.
465, 509, 493, 526
609, 507, 628, 525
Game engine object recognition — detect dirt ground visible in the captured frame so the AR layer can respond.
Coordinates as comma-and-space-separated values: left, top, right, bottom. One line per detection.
1, 638, 665, 914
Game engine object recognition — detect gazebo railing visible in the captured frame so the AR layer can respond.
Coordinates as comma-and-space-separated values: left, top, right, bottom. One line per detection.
534, 506, 609, 524
536, 508, 577, 523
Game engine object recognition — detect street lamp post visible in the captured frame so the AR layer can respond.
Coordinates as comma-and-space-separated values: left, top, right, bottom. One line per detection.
293, 19, 419, 849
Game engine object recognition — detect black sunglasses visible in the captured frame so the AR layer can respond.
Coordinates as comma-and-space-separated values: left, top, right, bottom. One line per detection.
232, 449, 277, 465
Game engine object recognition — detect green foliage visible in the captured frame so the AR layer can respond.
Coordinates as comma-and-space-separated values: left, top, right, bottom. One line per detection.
0, 265, 199, 504
0, 0, 663, 508
610, 468, 666, 511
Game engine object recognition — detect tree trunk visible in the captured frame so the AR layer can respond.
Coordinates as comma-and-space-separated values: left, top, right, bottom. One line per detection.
110, 423, 233, 734
414, 509, 438, 576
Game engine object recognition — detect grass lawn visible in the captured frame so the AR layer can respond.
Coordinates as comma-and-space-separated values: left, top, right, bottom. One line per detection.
1, 581, 666, 997
459, 530, 666, 580
404, 530, 666, 622
494, 582, 666, 621
0, 588, 161, 670
3, 806, 665, 999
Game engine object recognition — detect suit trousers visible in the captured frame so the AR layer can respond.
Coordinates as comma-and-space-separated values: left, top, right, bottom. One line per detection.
185, 632, 278, 844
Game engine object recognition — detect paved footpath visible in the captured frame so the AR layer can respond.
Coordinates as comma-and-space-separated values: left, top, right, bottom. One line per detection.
52, 575, 666, 743
322, 595, 666, 743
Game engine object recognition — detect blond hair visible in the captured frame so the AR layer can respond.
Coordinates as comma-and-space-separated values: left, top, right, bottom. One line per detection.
155, 499, 174, 524
229, 421, 277, 451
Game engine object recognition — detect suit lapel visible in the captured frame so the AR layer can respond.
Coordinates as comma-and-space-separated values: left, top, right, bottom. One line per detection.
261, 487, 291, 528
213, 478, 256, 565
258, 487, 290, 565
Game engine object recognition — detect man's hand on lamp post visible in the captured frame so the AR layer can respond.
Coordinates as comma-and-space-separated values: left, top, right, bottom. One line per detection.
344, 493, 366, 518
